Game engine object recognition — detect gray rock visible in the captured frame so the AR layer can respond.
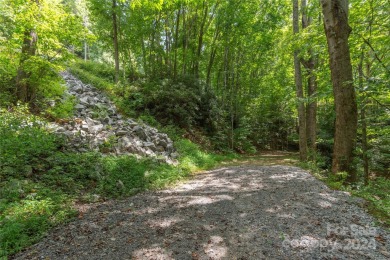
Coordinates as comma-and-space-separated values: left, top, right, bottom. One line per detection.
167, 143, 174, 153
133, 126, 148, 140
86, 117, 100, 127
79, 96, 89, 105
73, 85, 83, 93
116, 130, 128, 136
144, 149, 155, 156
56, 127, 66, 133
119, 137, 132, 148
63, 131, 74, 137
75, 104, 85, 111
156, 146, 165, 152
90, 124, 104, 133
157, 139, 168, 148
143, 142, 157, 151
102, 117, 113, 125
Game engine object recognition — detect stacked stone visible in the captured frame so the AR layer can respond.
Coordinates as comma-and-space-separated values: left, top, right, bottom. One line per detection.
49, 72, 177, 164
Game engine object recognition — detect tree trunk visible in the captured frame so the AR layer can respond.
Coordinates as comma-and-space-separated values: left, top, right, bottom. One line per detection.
293, 0, 308, 161
164, 15, 171, 76
173, 7, 181, 79
194, 1, 208, 79
206, 25, 220, 86
301, 0, 317, 154
141, 36, 148, 75
321, 0, 358, 181
358, 50, 369, 185
84, 42, 88, 61
16, 29, 38, 103
305, 62, 317, 153
182, 7, 187, 75
112, 0, 119, 83
361, 90, 369, 186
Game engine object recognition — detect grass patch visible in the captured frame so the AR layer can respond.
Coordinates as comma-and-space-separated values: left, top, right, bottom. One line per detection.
351, 177, 390, 227
68, 66, 114, 93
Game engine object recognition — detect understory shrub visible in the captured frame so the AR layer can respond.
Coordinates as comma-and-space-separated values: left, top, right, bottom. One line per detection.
127, 75, 218, 130
0, 106, 61, 180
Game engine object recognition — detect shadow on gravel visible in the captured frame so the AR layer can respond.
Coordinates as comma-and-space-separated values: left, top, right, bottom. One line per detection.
13, 166, 389, 259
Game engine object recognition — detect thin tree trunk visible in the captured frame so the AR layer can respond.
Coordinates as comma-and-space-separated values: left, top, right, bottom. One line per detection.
361, 92, 369, 185
84, 42, 88, 61
306, 60, 317, 153
321, 0, 358, 181
206, 26, 220, 85
358, 50, 369, 185
301, 0, 317, 154
112, 0, 119, 83
141, 36, 148, 75
194, 1, 208, 78
164, 23, 170, 76
173, 7, 181, 79
182, 7, 187, 75
293, 0, 308, 161
16, 29, 38, 103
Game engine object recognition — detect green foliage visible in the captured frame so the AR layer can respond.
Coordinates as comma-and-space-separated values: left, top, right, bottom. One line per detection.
0, 106, 61, 180
46, 94, 76, 119
43, 152, 103, 193
0, 179, 76, 258
327, 171, 349, 190
368, 118, 390, 175
0, 0, 89, 108
128, 76, 218, 129
72, 60, 118, 82
352, 177, 390, 227
98, 156, 148, 197
69, 65, 114, 92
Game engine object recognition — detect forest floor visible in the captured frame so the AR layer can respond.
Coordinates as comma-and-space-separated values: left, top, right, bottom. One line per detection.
12, 153, 390, 260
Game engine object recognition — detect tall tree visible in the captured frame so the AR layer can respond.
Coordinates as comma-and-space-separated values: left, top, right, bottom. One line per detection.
301, 0, 318, 154
16, 24, 38, 102
112, 0, 119, 83
321, 0, 358, 180
293, 0, 308, 161
15, 0, 40, 103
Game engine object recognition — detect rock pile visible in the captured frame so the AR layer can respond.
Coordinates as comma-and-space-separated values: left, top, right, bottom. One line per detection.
49, 71, 177, 164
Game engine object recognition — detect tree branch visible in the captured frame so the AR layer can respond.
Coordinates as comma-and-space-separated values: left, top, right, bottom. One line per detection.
362, 37, 390, 74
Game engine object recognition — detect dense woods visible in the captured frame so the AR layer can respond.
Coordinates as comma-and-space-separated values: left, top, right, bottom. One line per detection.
0, 0, 389, 257
6, 0, 385, 178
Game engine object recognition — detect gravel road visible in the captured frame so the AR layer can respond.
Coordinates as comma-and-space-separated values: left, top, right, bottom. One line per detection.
13, 165, 390, 259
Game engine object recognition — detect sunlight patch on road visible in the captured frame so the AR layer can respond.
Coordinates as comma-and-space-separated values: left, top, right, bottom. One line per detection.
318, 200, 332, 208
187, 194, 234, 206
132, 245, 173, 260
269, 172, 300, 180
146, 217, 183, 228
203, 236, 227, 259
